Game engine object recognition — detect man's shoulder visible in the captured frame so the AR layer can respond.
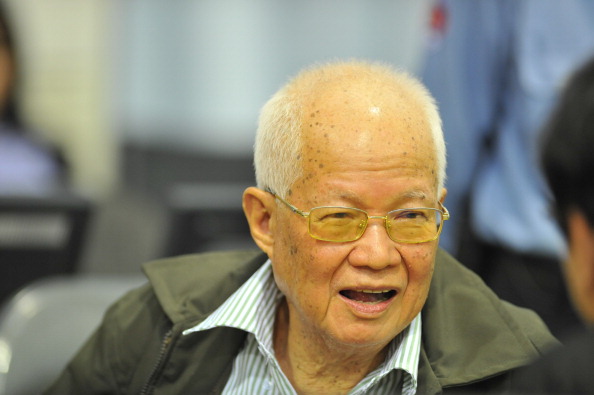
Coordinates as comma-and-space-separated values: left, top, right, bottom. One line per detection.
420, 249, 559, 389
510, 329, 594, 394
43, 251, 265, 394
429, 248, 558, 346
431, 249, 555, 342
141, 250, 268, 325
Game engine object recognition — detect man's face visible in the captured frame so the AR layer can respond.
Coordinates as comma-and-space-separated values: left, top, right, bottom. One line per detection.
269, 83, 444, 348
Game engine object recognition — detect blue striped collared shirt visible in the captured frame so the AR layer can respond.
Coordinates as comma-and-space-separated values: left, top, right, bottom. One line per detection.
184, 260, 421, 394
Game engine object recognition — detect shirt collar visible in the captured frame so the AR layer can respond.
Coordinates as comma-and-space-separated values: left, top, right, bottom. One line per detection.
183, 259, 421, 390
183, 260, 280, 345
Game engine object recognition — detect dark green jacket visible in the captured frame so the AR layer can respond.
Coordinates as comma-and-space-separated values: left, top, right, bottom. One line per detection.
45, 249, 558, 394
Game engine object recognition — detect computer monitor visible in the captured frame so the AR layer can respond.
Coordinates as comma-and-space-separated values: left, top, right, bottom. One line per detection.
0, 193, 91, 303
163, 182, 256, 256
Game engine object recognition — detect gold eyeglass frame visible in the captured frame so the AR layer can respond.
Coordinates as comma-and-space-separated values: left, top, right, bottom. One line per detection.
266, 189, 450, 244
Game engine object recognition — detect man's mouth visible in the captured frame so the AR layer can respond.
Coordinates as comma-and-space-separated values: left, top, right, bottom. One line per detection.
339, 289, 397, 304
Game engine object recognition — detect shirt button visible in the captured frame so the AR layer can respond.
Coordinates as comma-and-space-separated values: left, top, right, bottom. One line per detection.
263, 380, 272, 393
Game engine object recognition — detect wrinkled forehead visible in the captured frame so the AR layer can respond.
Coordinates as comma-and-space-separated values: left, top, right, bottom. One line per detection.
299, 81, 436, 163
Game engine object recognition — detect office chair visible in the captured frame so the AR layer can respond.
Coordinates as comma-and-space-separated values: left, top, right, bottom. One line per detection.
0, 275, 145, 395
0, 193, 91, 303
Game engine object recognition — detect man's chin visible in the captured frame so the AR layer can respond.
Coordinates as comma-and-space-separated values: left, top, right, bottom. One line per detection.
324, 322, 399, 349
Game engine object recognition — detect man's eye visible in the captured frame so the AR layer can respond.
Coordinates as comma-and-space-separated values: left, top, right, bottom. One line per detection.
321, 211, 355, 221
329, 212, 351, 219
394, 210, 426, 220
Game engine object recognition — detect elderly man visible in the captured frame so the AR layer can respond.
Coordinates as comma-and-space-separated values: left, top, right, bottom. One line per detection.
46, 60, 556, 394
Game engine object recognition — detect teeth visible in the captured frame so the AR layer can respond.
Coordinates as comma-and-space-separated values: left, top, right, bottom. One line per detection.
360, 290, 391, 294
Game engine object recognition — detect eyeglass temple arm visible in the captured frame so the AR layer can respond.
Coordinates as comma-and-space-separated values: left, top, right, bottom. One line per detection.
264, 188, 309, 217
439, 202, 450, 220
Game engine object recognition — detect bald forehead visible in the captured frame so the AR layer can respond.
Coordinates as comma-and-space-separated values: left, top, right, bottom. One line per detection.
300, 76, 432, 146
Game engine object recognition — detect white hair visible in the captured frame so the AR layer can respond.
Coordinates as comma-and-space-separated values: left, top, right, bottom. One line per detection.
254, 60, 446, 197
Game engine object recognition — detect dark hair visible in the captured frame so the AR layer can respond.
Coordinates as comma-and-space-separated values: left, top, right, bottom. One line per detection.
541, 54, 594, 232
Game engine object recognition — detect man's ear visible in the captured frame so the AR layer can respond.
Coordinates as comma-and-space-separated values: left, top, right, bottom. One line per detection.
242, 187, 275, 256
439, 188, 447, 205
566, 209, 594, 324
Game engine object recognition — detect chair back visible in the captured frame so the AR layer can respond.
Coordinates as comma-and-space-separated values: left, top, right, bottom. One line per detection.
0, 194, 91, 303
0, 275, 145, 395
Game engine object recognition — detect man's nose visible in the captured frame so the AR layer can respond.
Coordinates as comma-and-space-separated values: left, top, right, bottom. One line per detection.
348, 219, 401, 270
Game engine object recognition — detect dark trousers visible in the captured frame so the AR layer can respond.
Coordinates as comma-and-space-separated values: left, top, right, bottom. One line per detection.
458, 236, 581, 340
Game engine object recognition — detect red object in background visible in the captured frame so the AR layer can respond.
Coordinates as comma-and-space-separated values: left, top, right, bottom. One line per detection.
430, 0, 448, 36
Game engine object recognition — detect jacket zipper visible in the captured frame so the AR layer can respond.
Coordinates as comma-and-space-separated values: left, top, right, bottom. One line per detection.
139, 328, 174, 395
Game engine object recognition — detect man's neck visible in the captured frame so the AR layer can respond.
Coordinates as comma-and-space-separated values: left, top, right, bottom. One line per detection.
273, 300, 389, 395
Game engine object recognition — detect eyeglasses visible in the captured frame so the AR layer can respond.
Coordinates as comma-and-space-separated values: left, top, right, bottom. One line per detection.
267, 189, 450, 244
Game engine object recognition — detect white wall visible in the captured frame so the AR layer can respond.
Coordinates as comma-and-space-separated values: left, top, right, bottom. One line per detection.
4, 0, 433, 196
114, 0, 433, 156
8, 0, 118, 198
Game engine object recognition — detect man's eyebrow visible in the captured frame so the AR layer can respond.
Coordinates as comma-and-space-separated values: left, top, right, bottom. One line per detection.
335, 190, 428, 204
402, 190, 428, 200
337, 191, 359, 200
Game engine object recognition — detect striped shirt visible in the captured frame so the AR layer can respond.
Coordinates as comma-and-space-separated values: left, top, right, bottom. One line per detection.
183, 260, 421, 394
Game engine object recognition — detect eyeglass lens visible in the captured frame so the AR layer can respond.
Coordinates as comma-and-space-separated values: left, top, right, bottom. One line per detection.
308, 207, 442, 243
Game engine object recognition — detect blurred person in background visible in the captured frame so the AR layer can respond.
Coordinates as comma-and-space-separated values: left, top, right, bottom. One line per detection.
510, 54, 594, 395
0, 2, 65, 194
421, 0, 594, 337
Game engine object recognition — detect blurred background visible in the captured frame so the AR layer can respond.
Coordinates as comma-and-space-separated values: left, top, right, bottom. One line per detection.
0, 0, 433, 277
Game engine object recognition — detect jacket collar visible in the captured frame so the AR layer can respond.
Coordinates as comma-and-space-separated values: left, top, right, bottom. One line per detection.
143, 250, 265, 326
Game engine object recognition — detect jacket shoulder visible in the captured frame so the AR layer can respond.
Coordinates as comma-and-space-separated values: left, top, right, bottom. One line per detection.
501, 300, 559, 355
420, 249, 559, 390
44, 250, 265, 394
44, 280, 171, 393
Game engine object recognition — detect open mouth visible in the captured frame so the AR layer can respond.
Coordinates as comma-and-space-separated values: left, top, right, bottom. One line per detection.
339, 289, 397, 304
